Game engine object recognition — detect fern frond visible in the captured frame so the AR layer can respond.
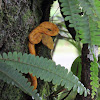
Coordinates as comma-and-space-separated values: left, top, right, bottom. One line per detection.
59, 0, 82, 30
59, 0, 100, 45
77, 0, 100, 20
0, 52, 90, 97
90, 55, 99, 99
94, 0, 100, 19
77, 15, 100, 45
0, 62, 41, 100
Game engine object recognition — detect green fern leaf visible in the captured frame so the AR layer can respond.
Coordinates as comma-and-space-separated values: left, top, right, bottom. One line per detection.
0, 52, 90, 97
90, 55, 99, 98
59, 0, 100, 45
76, 15, 100, 45
59, 0, 82, 30
94, 0, 100, 19
0, 62, 41, 100
77, 0, 100, 20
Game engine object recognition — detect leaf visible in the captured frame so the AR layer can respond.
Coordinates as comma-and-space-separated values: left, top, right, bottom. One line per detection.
0, 62, 41, 100
77, 15, 100, 45
90, 55, 99, 98
77, 0, 100, 20
71, 56, 82, 80
59, 0, 100, 46
60, 0, 81, 31
0, 52, 90, 97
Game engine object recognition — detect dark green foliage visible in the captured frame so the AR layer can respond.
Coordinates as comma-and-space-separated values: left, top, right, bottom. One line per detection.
0, 52, 90, 99
71, 56, 82, 80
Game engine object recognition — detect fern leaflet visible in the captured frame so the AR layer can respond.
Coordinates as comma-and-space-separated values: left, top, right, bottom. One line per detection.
94, 0, 100, 19
90, 55, 99, 99
59, 0, 82, 30
77, 15, 100, 45
77, 0, 100, 20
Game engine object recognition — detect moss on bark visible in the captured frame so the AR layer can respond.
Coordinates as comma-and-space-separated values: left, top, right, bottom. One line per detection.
0, 0, 55, 99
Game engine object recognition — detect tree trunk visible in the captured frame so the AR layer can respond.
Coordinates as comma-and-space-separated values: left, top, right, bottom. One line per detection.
74, 44, 91, 100
0, 0, 54, 99
75, 44, 98, 100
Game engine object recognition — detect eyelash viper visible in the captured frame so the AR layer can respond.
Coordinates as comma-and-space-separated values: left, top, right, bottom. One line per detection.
28, 21, 59, 90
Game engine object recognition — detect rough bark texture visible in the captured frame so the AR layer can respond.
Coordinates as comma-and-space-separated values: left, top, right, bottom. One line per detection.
0, 0, 54, 100
75, 44, 95, 100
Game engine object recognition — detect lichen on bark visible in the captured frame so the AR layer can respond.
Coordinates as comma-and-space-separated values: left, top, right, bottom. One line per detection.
0, 0, 55, 99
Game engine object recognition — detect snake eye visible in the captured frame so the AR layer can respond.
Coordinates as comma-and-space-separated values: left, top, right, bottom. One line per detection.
47, 28, 52, 31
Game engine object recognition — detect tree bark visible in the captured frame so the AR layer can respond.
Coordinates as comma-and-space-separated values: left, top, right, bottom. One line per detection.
0, 0, 54, 99
75, 44, 98, 100
74, 44, 92, 100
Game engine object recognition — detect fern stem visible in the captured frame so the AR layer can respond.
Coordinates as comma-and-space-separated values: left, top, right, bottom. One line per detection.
61, 89, 72, 100
48, 87, 65, 98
